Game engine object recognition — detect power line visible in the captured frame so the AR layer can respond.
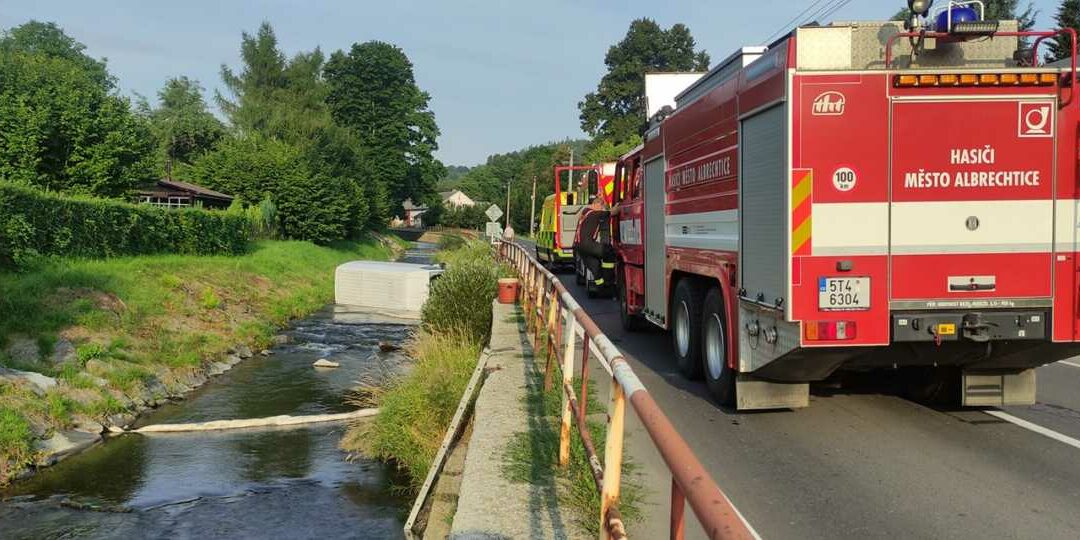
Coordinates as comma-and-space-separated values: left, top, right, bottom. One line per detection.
816, 0, 856, 24
804, 0, 850, 27
761, 0, 858, 45
760, 0, 829, 44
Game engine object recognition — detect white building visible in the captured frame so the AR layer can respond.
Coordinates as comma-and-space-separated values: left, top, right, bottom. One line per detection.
439, 189, 475, 208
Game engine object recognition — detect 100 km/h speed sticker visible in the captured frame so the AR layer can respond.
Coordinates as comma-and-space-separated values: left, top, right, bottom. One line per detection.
833, 167, 857, 191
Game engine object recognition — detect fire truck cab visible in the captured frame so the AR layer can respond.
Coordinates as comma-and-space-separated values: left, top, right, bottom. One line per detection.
612, 4, 1080, 409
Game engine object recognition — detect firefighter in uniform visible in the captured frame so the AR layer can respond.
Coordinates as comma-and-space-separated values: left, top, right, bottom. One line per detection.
574, 195, 616, 296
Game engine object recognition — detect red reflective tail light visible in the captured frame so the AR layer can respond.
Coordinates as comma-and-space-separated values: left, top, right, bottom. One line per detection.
804, 320, 857, 341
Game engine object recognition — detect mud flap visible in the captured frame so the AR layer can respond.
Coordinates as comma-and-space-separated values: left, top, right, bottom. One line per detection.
736, 375, 809, 410
962, 369, 1036, 407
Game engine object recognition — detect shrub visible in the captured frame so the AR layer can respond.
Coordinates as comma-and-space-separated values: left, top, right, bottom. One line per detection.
185, 135, 363, 244
437, 233, 466, 251
0, 182, 249, 269
422, 243, 500, 344
345, 329, 480, 491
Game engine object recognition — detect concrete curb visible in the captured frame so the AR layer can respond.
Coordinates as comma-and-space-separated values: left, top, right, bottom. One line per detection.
449, 301, 583, 539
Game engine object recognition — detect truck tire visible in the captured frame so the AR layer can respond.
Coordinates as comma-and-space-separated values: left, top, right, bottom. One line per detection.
574, 253, 585, 286
618, 275, 643, 332
702, 287, 736, 407
671, 279, 704, 379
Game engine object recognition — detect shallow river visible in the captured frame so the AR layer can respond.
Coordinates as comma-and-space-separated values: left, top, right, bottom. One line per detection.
0, 242, 436, 539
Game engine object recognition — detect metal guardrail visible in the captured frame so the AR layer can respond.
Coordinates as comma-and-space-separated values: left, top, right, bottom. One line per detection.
497, 240, 755, 540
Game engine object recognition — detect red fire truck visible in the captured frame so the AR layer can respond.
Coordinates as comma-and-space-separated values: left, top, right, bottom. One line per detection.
611, 5, 1080, 409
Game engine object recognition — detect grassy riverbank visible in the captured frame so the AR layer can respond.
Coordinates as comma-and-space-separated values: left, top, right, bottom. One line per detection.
0, 237, 398, 484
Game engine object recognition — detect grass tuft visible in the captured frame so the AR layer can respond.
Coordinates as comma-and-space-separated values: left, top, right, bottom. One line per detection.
0, 407, 33, 478
342, 329, 480, 492
502, 366, 645, 536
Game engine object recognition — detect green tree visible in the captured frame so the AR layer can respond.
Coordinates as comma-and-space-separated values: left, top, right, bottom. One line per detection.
453, 139, 589, 232
0, 20, 111, 89
578, 19, 709, 145
324, 41, 444, 218
584, 135, 642, 164
1046, 0, 1080, 62
148, 77, 225, 177
213, 22, 379, 238
984, 0, 1038, 30
217, 24, 336, 148
0, 22, 154, 197
185, 134, 360, 243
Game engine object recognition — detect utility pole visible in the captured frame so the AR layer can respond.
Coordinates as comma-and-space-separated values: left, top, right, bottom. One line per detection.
529, 175, 537, 237
505, 178, 512, 230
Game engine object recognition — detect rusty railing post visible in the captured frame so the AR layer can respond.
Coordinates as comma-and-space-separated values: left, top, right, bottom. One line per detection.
499, 240, 756, 540
600, 378, 626, 540
543, 289, 559, 391
671, 477, 685, 540
579, 334, 590, 420
558, 308, 575, 467
533, 278, 544, 355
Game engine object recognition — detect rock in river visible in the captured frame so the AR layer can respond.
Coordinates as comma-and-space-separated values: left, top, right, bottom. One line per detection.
312, 359, 340, 368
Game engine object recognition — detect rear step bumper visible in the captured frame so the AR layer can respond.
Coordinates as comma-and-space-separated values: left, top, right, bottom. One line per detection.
892, 310, 1046, 343
750, 333, 1080, 383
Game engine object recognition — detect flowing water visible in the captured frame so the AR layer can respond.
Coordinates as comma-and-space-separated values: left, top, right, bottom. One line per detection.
0, 243, 436, 539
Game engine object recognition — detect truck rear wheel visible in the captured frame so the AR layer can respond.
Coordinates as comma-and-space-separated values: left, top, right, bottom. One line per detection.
672, 279, 703, 379
618, 275, 643, 332
574, 253, 585, 286
702, 287, 736, 407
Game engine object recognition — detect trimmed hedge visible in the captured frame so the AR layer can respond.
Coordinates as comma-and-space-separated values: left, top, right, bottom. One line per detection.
0, 182, 249, 268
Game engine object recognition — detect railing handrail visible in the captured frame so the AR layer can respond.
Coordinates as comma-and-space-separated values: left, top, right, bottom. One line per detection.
496, 239, 755, 540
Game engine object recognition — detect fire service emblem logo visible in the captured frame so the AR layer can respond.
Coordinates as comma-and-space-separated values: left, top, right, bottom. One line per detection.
812, 92, 845, 116
1018, 101, 1053, 138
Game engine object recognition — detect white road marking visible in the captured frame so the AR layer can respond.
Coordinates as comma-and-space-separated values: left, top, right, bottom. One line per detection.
984, 410, 1080, 451
724, 493, 765, 540
1058, 360, 1080, 369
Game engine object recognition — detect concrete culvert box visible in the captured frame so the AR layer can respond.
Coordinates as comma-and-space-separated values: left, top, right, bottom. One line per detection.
334, 261, 444, 317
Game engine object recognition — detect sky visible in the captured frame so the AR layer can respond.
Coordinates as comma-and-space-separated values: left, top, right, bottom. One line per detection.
0, 0, 1064, 166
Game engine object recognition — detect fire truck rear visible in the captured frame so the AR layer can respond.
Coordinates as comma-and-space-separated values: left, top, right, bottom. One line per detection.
612, 2, 1080, 410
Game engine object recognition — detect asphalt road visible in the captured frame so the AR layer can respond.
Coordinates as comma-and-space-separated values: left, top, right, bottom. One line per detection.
527, 244, 1080, 540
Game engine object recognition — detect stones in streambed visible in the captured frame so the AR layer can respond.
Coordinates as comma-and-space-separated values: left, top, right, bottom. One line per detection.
272, 334, 291, 346
60, 497, 132, 513
50, 337, 77, 365
0, 367, 58, 396
34, 430, 101, 466
72, 418, 105, 435
231, 343, 254, 359
260, 349, 273, 356
208, 362, 231, 376
313, 359, 340, 368
378, 341, 401, 353
4, 335, 41, 366
106, 412, 137, 433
